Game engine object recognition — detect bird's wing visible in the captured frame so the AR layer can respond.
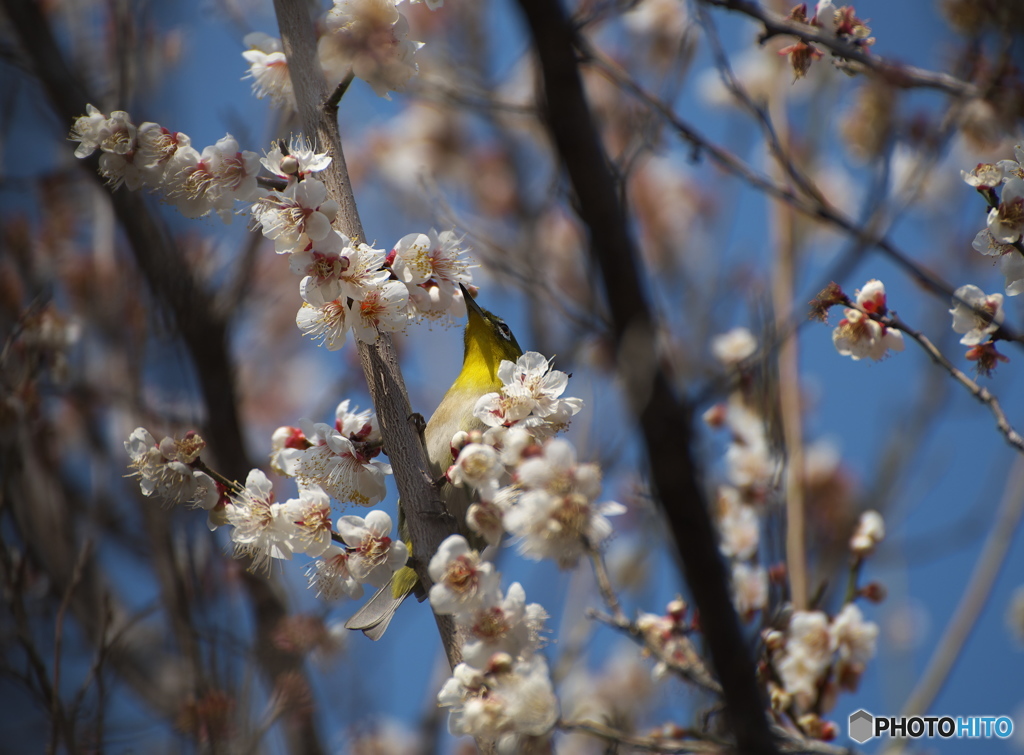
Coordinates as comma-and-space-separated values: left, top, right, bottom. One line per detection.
344, 579, 412, 640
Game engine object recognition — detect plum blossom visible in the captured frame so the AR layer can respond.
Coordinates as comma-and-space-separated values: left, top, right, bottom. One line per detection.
962, 161, 1009, 189
242, 33, 295, 109
850, 510, 885, 556
950, 284, 1004, 345
502, 439, 625, 568
830, 603, 878, 689
335, 242, 391, 302
307, 543, 365, 600
711, 327, 757, 366
261, 134, 331, 183
293, 416, 390, 506
252, 178, 340, 253
390, 229, 474, 321
318, 0, 423, 99
290, 230, 352, 298
347, 280, 410, 342
427, 535, 501, 616
988, 178, 1024, 244
732, 562, 768, 618
69, 104, 108, 158
774, 610, 833, 712
473, 352, 583, 439
458, 582, 548, 668
449, 443, 504, 500
296, 282, 351, 351
335, 510, 408, 587
832, 279, 905, 361
225, 469, 297, 573
276, 485, 334, 558
438, 655, 558, 752
125, 427, 218, 509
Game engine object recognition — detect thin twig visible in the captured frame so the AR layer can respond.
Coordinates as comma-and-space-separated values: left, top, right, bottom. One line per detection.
51, 540, 93, 753
582, 43, 1024, 351
559, 719, 726, 753
885, 314, 1024, 452
701, 0, 980, 99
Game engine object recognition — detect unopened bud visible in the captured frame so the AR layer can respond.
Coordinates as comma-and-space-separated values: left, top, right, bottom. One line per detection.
280, 154, 300, 175
860, 581, 887, 603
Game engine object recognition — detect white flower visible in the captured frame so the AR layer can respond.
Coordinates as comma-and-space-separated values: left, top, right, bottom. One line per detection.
391, 229, 474, 321
473, 352, 583, 439
252, 178, 340, 253
830, 603, 877, 669
336, 242, 391, 301
296, 281, 351, 351
459, 582, 548, 668
711, 327, 757, 366
438, 656, 559, 750
850, 510, 885, 556
269, 425, 308, 476
163, 144, 217, 219
291, 230, 350, 293
962, 162, 1009, 189
775, 610, 832, 712
307, 543, 365, 600
261, 134, 331, 182
950, 284, 1004, 345
334, 399, 380, 442
124, 427, 218, 508
428, 535, 500, 616
135, 123, 190, 187
832, 307, 904, 361
293, 418, 391, 506
319, 0, 423, 100
69, 104, 107, 158
347, 280, 409, 343
242, 32, 295, 109
502, 439, 625, 568
973, 227, 1017, 258
732, 562, 768, 617
335, 510, 408, 587
987, 178, 1024, 244
717, 496, 760, 560
277, 485, 334, 558
161, 134, 261, 221
225, 469, 296, 573
450, 443, 503, 499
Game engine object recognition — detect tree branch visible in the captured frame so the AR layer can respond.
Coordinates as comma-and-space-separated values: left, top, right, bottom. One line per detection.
514, 1, 779, 752
271, 0, 463, 669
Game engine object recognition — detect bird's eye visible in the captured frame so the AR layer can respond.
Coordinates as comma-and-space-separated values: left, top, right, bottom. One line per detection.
496, 321, 512, 341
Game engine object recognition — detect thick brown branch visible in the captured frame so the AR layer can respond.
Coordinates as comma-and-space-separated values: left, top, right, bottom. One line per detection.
514, 0, 778, 752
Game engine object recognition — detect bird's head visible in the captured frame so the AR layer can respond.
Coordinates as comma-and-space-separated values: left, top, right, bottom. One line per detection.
458, 283, 522, 390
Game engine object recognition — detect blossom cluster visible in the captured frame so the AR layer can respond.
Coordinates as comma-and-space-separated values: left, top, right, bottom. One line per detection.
703, 330, 774, 619
70, 106, 261, 222
831, 279, 905, 362
70, 105, 477, 350
125, 428, 220, 511
779, 1, 874, 80
964, 146, 1024, 296
430, 535, 558, 751
244, 0, 433, 106
436, 352, 624, 568
752, 509, 885, 739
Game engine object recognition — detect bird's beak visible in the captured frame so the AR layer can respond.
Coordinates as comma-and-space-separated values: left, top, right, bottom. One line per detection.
460, 283, 485, 320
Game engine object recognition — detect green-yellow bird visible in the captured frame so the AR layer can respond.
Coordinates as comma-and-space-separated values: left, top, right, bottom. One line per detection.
345, 284, 522, 639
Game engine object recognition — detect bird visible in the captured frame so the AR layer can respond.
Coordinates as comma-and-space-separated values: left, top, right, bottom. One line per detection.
345, 283, 523, 639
